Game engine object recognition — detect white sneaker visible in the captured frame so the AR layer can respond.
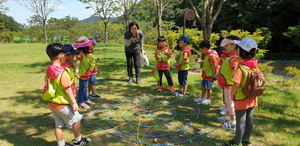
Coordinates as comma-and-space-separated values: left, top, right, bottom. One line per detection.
222, 122, 236, 130
194, 97, 205, 103
219, 104, 226, 111
201, 99, 211, 105
220, 109, 226, 115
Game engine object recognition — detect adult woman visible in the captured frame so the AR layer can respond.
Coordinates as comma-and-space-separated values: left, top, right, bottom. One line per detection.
124, 22, 144, 84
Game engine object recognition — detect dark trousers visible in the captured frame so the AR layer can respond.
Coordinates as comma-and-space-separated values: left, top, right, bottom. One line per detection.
158, 70, 173, 86
233, 107, 254, 144
125, 51, 140, 78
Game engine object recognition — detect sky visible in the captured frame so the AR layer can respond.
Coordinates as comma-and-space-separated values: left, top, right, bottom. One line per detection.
4, 0, 95, 24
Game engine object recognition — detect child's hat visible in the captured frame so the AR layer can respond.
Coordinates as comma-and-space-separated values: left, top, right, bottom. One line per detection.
220, 39, 239, 47
235, 38, 257, 52
63, 44, 80, 55
89, 38, 99, 46
73, 36, 93, 48
176, 35, 190, 43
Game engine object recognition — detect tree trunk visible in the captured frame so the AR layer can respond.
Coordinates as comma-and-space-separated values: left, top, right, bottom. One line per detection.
124, 3, 129, 28
104, 21, 108, 43
43, 20, 48, 44
157, 0, 162, 37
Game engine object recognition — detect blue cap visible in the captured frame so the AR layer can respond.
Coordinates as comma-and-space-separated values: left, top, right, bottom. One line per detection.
63, 44, 80, 55
176, 36, 190, 43
220, 47, 226, 51
89, 38, 99, 46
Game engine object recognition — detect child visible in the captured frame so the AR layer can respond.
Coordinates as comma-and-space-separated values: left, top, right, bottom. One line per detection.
173, 36, 192, 97
44, 43, 91, 146
218, 35, 240, 115
194, 40, 219, 105
62, 44, 81, 98
225, 38, 258, 146
87, 38, 101, 99
74, 36, 96, 109
216, 36, 240, 130
154, 36, 174, 92
218, 46, 227, 115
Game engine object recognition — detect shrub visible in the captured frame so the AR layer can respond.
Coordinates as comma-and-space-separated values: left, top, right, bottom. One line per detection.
286, 67, 300, 78
258, 63, 274, 74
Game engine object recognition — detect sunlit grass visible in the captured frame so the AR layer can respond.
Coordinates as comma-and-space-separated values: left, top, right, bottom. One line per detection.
0, 43, 299, 145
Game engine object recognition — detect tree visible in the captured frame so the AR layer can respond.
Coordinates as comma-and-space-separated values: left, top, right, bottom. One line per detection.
15, 0, 62, 43
0, 14, 21, 31
148, 0, 172, 37
79, 0, 121, 43
283, 23, 300, 48
0, 0, 8, 13
22, 25, 43, 43
47, 16, 82, 43
188, 0, 225, 40
120, 0, 139, 28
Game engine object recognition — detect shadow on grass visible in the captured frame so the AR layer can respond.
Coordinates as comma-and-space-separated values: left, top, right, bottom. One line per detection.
24, 61, 50, 74
3, 45, 299, 145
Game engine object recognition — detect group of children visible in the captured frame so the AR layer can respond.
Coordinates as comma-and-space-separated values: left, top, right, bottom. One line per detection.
43, 34, 258, 146
154, 35, 258, 146
43, 36, 104, 146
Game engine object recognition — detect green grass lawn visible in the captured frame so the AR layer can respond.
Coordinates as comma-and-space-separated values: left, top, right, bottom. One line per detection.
0, 43, 299, 146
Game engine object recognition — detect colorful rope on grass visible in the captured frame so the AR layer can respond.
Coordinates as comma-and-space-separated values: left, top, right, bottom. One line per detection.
81, 96, 220, 146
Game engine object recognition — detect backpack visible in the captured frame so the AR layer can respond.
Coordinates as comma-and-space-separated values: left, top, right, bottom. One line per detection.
242, 66, 265, 97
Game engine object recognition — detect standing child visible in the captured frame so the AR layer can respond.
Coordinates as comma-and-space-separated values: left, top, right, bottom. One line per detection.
87, 38, 101, 99
62, 44, 81, 98
218, 46, 228, 114
225, 38, 258, 146
173, 36, 192, 97
216, 36, 240, 130
194, 40, 219, 105
44, 43, 91, 146
74, 36, 96, 109
154, 36, 174, 92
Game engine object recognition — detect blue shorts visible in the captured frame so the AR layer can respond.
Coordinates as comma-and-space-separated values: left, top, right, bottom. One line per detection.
201, 80, 214, 89
88, 74, 97, 85
178, 70, 189, 85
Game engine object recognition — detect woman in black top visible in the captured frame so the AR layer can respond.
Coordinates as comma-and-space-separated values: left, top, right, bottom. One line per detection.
124, 22, 144, 84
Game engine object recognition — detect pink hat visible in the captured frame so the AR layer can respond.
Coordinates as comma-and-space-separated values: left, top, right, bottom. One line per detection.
73, 36, 93, 48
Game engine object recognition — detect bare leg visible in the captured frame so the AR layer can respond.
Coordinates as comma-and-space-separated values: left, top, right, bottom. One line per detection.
183, 85, 188, 94
55, 127, 64, 141
179, 85, 183, 92
88, 84, 92, 94
207, 89, 212, 99
201, 88, 206, 98
72, 121, 81, 137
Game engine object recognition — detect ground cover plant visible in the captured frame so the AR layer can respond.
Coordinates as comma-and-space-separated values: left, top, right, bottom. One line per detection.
0, 43, 299, 146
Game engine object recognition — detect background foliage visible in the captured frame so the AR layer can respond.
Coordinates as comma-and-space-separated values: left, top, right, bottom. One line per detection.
1, 0, 300, 59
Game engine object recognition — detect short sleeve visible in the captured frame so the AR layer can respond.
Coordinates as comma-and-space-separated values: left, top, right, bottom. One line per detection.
231, 67, 243, 84
61, 71, 72, 89
229, 57, 239, 69
183, 52, 189, 60
209, 56, 217, 65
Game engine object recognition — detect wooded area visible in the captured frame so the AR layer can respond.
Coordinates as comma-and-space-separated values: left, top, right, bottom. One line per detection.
0, 0, 300, 57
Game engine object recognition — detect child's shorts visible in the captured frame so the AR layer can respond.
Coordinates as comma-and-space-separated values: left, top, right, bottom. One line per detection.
178, 70, 189, 85
201, 80, 214, 89
50, 105, 83, 128
88, 74, 97, 85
